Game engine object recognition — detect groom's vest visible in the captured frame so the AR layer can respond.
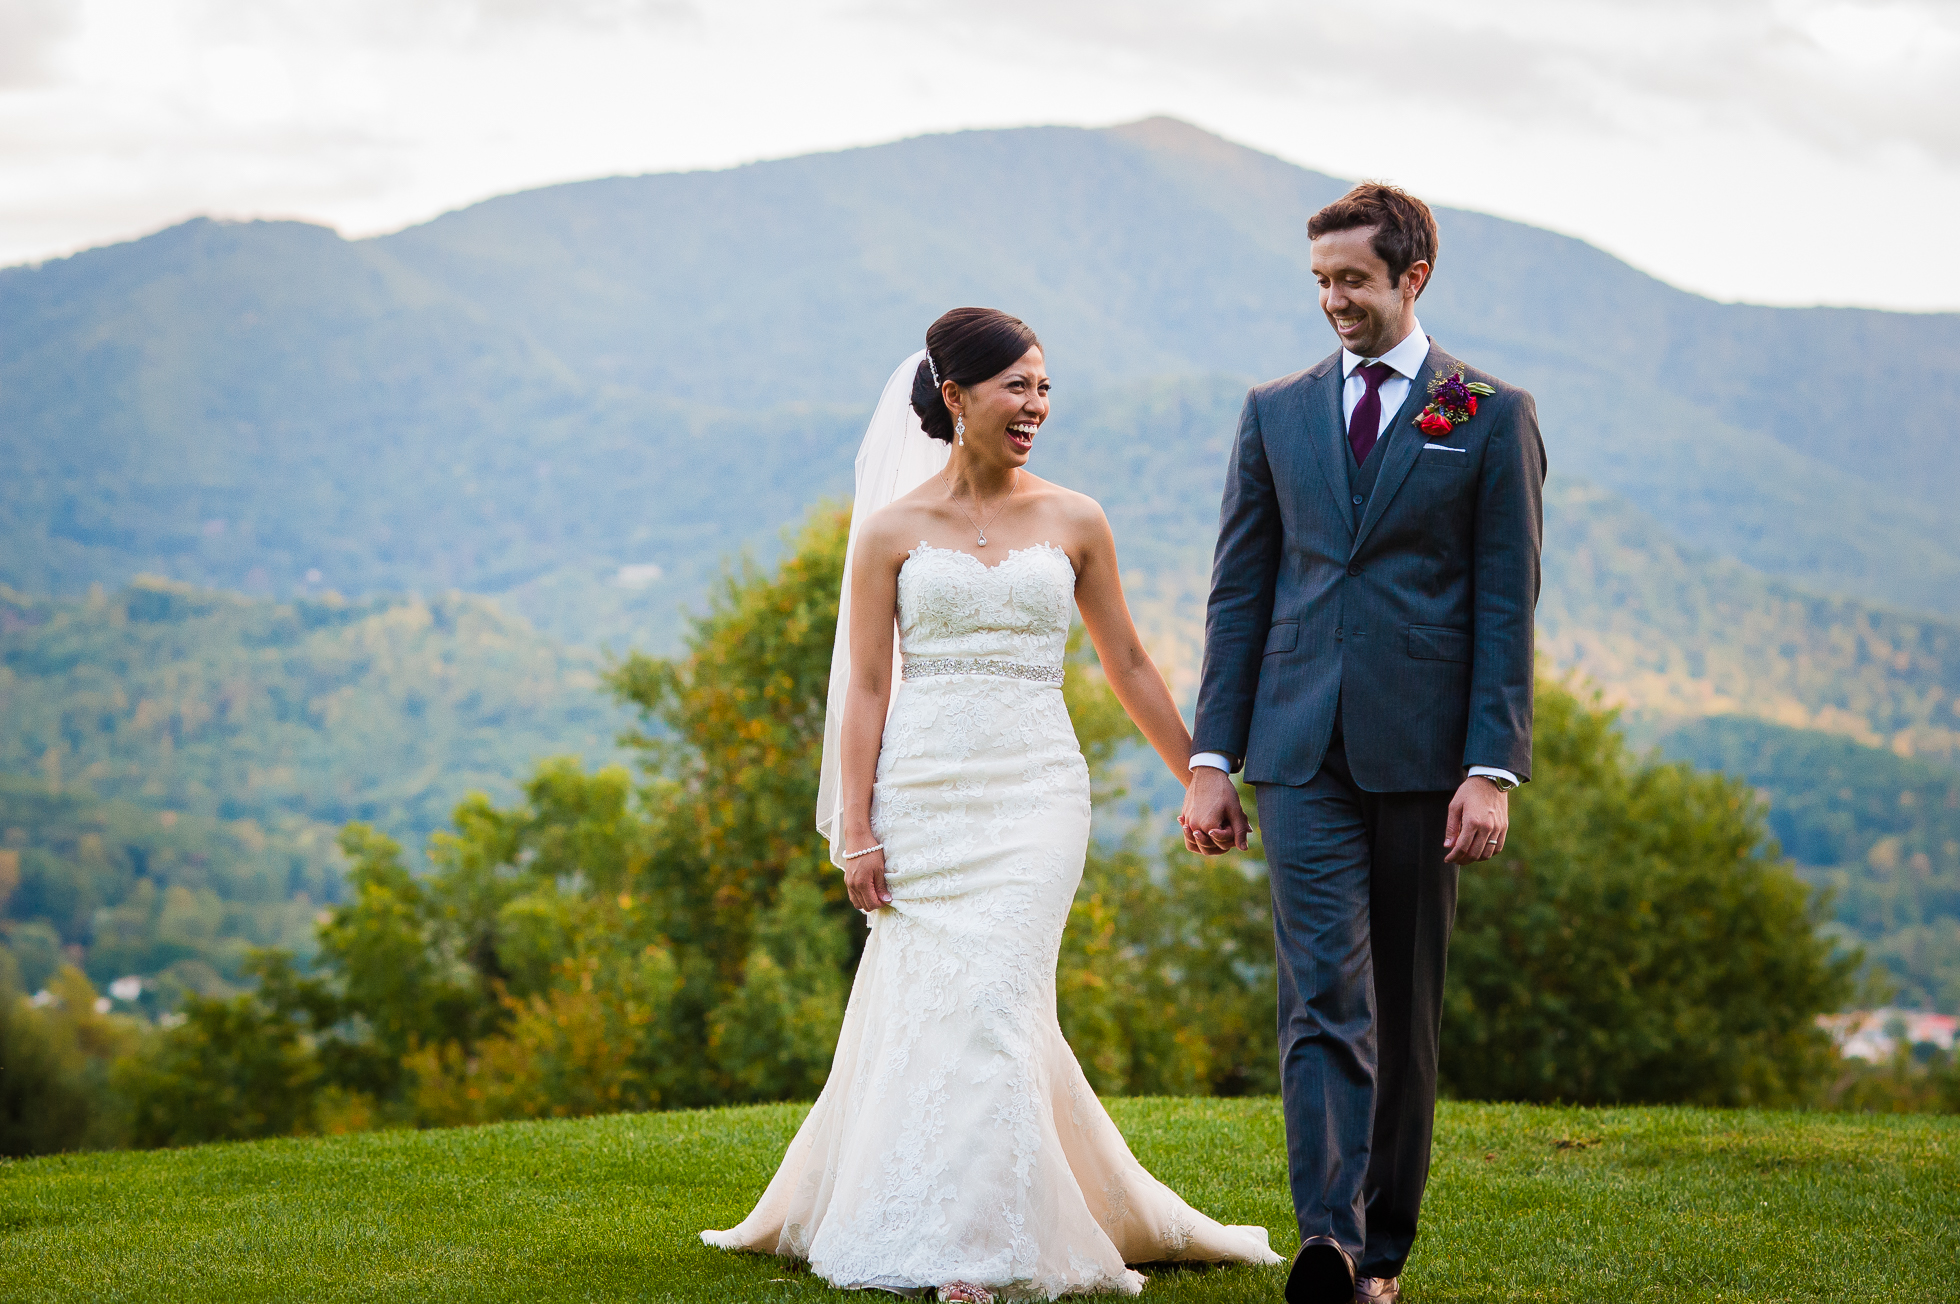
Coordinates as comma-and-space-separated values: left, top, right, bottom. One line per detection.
1347, 414, 1393, 530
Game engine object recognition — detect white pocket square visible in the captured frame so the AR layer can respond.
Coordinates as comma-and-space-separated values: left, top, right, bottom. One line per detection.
1422, 442, 1466, 452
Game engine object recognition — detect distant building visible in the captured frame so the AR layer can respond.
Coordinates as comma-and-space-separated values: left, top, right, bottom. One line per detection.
1817, 1009, 1958, 1061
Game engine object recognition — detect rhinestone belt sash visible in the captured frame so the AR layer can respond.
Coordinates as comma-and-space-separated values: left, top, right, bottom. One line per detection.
903, 657, 1064, 686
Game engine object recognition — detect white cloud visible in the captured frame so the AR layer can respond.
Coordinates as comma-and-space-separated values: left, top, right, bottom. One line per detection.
892, 0, 1960, 163
180, 0, 698, 45
0, 0, 81, 86
0, 0, 1954, 309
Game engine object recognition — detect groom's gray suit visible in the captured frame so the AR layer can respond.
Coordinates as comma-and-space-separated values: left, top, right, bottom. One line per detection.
1193, 335, 1544, 1279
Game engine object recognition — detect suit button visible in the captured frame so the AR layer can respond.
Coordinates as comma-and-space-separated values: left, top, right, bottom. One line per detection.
1348, 564, 1362, 577
1335, 627, 1344, 640
1352, 495, 1364, 506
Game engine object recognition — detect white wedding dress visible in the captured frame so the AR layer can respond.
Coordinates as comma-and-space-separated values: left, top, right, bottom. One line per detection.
702, 541, 1281, 1299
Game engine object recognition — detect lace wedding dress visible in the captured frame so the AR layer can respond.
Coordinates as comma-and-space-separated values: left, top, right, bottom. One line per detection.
702, 542, 1281, 1299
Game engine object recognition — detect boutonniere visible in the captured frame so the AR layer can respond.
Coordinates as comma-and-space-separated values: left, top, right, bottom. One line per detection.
1415, 369, 1495, 437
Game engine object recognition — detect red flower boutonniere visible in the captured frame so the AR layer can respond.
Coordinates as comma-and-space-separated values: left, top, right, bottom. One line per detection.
1414, 369, 1495, 437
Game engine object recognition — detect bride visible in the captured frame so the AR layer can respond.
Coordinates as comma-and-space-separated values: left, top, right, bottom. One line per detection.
701, 308, 1282, 1299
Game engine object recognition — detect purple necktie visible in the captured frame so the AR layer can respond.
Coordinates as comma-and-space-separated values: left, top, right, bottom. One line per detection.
1348, 361, 1395, 465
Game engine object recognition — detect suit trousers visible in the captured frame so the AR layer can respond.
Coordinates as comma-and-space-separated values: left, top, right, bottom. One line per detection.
1254, 720, 1458, 1279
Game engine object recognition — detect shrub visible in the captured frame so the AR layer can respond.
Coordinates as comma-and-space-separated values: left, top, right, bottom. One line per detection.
1, 962, 137, 1154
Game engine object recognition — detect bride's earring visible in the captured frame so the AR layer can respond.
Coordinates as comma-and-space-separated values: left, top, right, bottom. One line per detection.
955, 416, 965, 446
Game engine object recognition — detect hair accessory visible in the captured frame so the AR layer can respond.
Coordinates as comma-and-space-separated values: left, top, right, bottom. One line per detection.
927, 354, 940, 386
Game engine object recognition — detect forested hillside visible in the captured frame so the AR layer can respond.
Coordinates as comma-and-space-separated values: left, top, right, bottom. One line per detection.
0, 578, 623, 1007
0, 778, 332, 1002
0, 580, 622, 841
1541, 484, 1960, 765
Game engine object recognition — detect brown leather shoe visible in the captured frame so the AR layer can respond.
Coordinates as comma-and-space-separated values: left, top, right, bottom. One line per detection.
1286, 1235, 1356, 1304
1355, 1277, 1399, 1302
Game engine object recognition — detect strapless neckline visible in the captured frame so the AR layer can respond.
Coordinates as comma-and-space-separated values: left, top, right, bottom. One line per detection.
903, 540, 1074, 576
894, 540, 1075, 670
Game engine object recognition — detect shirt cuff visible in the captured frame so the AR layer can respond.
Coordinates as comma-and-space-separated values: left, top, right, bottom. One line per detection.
1190, 752, 1238, 774
1467, 765, 1519, 787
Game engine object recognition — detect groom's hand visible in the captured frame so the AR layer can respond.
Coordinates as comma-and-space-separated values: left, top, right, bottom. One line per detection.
1445, 775, 1510, 864
1180, 766, 1250, 855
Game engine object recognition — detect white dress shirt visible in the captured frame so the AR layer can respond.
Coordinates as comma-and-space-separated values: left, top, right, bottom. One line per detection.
1341, 315, 1430, 441
1191, 319, 1519, 789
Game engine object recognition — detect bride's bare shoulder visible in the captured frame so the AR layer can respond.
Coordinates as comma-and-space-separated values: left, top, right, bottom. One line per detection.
1020, 473, 1110, 530
858, 495, 939, 559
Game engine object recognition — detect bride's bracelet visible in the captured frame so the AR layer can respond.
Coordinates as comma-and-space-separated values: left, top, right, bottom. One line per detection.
842, 843, 884, 861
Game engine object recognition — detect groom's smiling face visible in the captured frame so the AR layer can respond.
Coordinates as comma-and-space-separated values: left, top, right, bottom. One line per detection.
1310, 226, 1428, 359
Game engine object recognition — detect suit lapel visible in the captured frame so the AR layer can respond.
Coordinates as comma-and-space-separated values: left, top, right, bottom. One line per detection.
1351, 341, 1450, 557
1294, 356, 1354, 541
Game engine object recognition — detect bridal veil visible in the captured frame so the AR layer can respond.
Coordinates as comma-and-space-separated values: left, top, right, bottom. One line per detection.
814, 350, 951, 868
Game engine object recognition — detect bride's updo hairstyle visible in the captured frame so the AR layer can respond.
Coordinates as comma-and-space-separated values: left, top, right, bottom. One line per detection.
910, 307, 1041, 444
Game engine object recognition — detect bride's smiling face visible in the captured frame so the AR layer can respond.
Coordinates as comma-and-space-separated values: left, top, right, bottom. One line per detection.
952, 347, 1050, 466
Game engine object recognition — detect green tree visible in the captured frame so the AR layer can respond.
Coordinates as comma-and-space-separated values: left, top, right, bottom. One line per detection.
604, 506, 855, 1101
1661, 715, 1960, 1011
1059, 839, 1278, 1098
115, 962, 321, 1148
315, 825, 483, 1072
1441, 680, 1857, 1107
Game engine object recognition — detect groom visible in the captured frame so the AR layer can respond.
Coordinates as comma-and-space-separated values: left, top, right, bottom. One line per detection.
1181, 183, 1545, 1304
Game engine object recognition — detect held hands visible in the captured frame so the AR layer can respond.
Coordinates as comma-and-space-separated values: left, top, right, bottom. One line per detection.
1445, 775, 1510, 864
1179, 768, 1505, 861
844, 846, 893, 912
1179, 765, 1250, 856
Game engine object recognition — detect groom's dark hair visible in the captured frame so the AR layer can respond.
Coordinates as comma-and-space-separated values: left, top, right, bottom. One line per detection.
911, 308, 1041, 444
1307, 183, 1439, 296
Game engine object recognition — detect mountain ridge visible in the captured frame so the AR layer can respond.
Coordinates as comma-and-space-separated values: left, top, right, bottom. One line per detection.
4, 118, 1958, 649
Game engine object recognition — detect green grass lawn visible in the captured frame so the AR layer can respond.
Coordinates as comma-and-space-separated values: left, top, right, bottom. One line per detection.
1, 1098, 1953, 1302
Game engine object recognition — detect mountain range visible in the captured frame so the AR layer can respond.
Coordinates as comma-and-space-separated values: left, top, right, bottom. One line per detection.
5, 117, 1959, 1005
5, 117, 1959, 638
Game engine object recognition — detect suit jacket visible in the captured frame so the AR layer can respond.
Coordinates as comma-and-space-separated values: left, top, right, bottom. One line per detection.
1192, 339, 1546, 791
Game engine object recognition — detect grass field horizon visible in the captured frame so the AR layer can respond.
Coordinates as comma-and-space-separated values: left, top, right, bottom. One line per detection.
2, 1097, 1953, 1302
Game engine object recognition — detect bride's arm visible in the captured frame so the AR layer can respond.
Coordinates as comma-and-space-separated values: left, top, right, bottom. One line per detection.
840, 522, 901, 911
1070, 504, 1194, 787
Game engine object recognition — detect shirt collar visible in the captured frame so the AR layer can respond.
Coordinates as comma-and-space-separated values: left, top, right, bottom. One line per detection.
1341, 317, 1429, 380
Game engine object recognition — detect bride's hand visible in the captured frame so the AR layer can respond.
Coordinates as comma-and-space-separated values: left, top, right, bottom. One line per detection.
845, 848, 893, 912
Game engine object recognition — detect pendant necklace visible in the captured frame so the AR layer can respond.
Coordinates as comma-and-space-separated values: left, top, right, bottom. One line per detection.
942, 468, 1018, 547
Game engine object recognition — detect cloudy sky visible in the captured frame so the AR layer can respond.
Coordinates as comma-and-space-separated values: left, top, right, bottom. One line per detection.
3, 0, 1956, 309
